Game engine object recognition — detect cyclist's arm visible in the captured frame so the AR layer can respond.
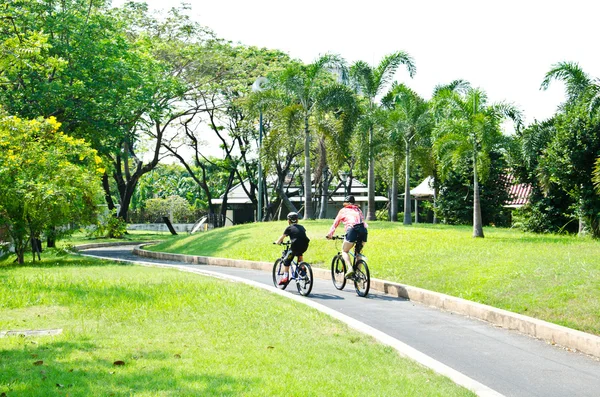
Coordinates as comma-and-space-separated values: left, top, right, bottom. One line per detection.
327, 211, 344, 238
274, 233, 287, 244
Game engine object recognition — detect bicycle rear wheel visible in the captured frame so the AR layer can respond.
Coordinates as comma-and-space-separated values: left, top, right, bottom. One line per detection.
331, 254, 346, 290
295, 262, 313, 296
272, 258, 288, 290
353, 259, 370, 297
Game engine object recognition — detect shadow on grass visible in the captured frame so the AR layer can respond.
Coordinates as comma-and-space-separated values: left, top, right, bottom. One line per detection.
0, 339, 256, 396
151, 227, 257, 257
0, 252, 134, 270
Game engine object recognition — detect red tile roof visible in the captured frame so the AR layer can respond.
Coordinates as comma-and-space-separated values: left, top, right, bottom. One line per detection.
503, 174, 532, 208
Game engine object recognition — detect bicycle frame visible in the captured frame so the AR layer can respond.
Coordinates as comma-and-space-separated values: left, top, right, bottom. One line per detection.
329, 235, 370, 297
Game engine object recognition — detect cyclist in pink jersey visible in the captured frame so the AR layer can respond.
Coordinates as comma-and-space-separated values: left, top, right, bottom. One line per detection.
326, 195, 368, 278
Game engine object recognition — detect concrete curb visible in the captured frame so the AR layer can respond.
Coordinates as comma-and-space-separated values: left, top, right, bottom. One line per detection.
133, 245, 600, 359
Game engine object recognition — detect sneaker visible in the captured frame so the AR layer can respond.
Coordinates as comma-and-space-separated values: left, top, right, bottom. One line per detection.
345, 269, 355, 279
278, 276, 289, 285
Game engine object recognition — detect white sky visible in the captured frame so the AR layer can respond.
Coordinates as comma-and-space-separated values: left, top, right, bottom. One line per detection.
113, 0, 599, 155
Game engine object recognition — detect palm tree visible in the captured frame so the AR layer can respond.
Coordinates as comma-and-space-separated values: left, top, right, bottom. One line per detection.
382, 83, 432, 224
541, 62, 600, 236
433, 86, 522, 237
349, 52, 416, 220
273, 55, 346, 219
541, 61, 600, 112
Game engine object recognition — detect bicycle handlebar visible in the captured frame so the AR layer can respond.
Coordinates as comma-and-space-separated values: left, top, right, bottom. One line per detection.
326, 235, 345, 240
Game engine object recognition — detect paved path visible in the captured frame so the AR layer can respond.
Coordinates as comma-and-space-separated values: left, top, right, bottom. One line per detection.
80, 245, 600, 397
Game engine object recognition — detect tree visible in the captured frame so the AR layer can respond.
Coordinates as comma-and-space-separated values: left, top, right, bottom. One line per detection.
433, 86, 522, 237
0, 111, 102, 263
541, 62, 600, 237
271, 54, 347, 219
349, 52, 416, 220
382, 83, 432, 223
0, 0, 166, 221
164, 43, 292, 220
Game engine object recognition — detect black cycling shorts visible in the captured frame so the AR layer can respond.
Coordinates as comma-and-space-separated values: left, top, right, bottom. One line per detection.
284, 243, 308, 266
345, 223, 368, 244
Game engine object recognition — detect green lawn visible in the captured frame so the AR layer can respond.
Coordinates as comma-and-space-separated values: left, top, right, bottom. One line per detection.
0, 253, 474, 396
147, 221, 600, 336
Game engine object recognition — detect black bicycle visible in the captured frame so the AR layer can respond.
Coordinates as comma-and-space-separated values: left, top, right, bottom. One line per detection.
272, 241, 313, 296
329, 236, 370, 297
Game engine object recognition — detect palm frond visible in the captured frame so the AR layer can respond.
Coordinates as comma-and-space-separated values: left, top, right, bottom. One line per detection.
541, 61, 592, 103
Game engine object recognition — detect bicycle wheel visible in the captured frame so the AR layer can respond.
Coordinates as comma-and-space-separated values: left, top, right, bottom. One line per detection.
331, 254, 346, 290
353, 259, 370, 297
295, 262, 313, 296
272, 258, 288, 290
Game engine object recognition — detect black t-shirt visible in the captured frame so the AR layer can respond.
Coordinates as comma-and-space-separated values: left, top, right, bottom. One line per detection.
284, 224, 310, 249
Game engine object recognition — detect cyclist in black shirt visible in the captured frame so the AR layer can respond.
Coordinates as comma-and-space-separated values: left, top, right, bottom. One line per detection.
274, 212, 310, 285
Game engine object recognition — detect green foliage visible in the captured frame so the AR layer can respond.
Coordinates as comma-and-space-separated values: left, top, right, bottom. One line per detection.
89, 209, 128, 239
375, 208, 389, 221
0, 111, 103, 263
436, 151, 511, 227
144, 196, 194, 223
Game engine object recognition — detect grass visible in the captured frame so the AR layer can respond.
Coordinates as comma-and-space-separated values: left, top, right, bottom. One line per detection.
0, 252, 474, 396
146, 220, 600, 336
63, 229, 175, 248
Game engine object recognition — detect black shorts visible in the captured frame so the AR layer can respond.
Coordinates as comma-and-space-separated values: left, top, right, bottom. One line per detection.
284, 243, 308, 266
345, 223, 368, 244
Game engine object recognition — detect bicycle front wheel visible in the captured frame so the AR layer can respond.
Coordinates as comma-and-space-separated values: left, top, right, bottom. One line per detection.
272, 258, 288, 290
331, 254, 346, 290
353, 259, 370, 297
295, 262, 313, 296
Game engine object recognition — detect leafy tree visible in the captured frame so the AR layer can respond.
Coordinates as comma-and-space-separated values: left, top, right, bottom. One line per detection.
144, 196, 194, 223
382, 83, 432, 223
349, 52, 416, 220
270, 54, 347, 219
436, 151, 511, 227
0, 0, 165, 221
164, 43, 291, 220
542, 62, 600, 237
508, 119, 576, 233
433, 86, 521, 237
0, 111, 102, 263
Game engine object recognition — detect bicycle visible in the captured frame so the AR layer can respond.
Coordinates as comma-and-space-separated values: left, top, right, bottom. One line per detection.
329, 235, 370, 297
272, 241, 313, 296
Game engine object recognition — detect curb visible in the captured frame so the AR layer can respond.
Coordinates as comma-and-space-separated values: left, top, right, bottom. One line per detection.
133, 245, 600, 360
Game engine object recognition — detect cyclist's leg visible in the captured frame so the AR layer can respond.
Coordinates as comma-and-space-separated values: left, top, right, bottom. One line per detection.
342, 227, 357, 270
341, 240, 355, 268
279, 250, 293, 284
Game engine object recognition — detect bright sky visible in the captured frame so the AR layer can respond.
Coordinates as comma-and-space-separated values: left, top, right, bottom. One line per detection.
113, 0, 599, 149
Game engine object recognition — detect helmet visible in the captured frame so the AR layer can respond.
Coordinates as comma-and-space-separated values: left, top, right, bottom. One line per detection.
344, 195, 355, 204
286, 212, 299, 222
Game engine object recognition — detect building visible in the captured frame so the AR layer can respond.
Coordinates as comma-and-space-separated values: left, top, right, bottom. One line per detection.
213, 177, 388, 225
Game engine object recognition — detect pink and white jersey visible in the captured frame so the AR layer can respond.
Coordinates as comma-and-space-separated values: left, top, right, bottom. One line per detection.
327, 204, 368, 236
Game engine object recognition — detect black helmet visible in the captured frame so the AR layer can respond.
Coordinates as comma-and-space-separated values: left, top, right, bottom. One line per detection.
287, 212, 299, 222
344, 195, 355, 204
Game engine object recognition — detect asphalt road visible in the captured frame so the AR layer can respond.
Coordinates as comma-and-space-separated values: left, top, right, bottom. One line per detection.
80, 245, 600, 397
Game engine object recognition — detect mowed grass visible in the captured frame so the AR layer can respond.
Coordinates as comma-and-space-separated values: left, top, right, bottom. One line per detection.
148, 221, 600, 336
0, 253, 474, 397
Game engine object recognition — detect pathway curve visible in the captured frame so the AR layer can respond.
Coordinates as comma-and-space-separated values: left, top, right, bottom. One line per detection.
80, 245, 600, 397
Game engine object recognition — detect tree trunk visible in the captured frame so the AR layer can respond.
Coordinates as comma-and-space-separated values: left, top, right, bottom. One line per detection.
318, 165, 330, 219
472, 152, 484, 238
432, 168, 439, 224
403, 142, 412, 225
303, 115, 313, 219
101, 172, 116, 211
390, 156, 398, 222
367, 126, 376, 221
